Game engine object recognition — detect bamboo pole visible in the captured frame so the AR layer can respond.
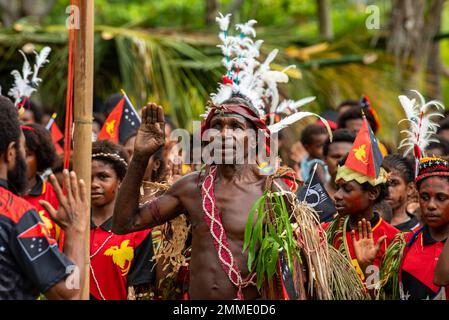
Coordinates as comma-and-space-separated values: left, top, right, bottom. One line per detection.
73, 0, 94, 300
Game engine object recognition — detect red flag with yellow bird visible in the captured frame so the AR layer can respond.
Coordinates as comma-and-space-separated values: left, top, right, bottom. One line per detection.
98, 92, 141, 144
345, 115, 383, 178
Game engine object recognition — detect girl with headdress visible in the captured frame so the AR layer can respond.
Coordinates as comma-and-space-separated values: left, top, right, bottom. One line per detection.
89, 140, 155, 300
399, 157, 449, 300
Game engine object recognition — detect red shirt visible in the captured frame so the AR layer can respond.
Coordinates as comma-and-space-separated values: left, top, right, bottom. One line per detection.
90, 217, 155, 300
323, 213, 400, 279
400, 226, 449, 300
23, 176, 63, 249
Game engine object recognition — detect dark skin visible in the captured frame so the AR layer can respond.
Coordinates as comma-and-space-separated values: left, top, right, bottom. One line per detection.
0, 134, 88, 299
419, 177, 449, 241
324, 142, 352, 199
385, 170, 415, 227
91, 160, 120, 226
19, 109, 35, 124
418, 177, 449, 287
112, 103, 286, 299
25, 148, 38, 194
345, 118, 364, 133
334, 179, 387, 275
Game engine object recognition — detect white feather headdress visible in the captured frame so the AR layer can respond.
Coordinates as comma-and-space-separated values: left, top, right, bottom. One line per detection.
207, 13, 332, 138
1, 46, 52, 112
398, 89, 444, 175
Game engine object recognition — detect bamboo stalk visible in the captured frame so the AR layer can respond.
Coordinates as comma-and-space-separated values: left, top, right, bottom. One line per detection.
73, 0, 94, 300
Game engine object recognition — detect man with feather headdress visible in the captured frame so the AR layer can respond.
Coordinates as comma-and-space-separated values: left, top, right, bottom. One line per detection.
112, 13, 364, 300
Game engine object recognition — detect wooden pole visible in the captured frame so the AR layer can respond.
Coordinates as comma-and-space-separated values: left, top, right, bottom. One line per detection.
73, 0, 94, 300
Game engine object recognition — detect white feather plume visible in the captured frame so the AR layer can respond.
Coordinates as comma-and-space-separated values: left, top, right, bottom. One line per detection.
398, 90, 444, 159
210, 12, 321, 135
6, 46, 51, 107
268, 111, 333, 139
236, 19, 257, 37
19, 50, 32, 81
216, 12, 232, 31
276, 96, 316, 114
32, 46, 51, 84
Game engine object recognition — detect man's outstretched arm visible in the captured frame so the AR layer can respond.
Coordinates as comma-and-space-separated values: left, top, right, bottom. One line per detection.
112, 103, 182, 234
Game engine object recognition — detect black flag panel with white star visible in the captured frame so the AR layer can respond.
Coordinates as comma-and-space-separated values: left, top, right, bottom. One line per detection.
296, 170, 336, 223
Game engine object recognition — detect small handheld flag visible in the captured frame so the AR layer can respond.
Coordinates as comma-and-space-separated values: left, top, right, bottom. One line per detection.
344, 115, 383, 178
296, 164, 336, 223
45, 113, 64, 155
98, 91, 141, 144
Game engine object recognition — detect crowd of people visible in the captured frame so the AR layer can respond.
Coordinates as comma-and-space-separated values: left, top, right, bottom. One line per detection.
1, 91, 449, 300
1, 13, 449, 301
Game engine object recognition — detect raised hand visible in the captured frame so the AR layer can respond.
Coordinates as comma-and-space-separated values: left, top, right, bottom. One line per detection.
39, 170, 88, 234
351, 218, 387, 275
134, 103, 165, 158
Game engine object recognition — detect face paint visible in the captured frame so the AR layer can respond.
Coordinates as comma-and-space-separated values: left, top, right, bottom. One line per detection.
419, 177, 449, 229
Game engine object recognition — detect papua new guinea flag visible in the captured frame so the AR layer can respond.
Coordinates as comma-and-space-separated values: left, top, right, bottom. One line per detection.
45, 113, 64, 155
296, 166, 336, 223
345, 116, 383, 178
98, 94, 141, 144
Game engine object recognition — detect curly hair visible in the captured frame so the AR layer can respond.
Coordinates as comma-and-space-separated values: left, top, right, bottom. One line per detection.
300, 123, 328, 146
92, 140, 129, 180
23, 123, 56, 172
382, 153, 414, 184
323, 129, 356, 157
0, 96, 21, 156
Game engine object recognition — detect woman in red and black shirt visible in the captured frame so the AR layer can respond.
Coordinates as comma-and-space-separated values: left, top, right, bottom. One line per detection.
400, 157, 449, 300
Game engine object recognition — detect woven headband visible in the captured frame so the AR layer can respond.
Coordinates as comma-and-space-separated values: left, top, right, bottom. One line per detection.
92, 152, 128, 168
416, 156, 449, 183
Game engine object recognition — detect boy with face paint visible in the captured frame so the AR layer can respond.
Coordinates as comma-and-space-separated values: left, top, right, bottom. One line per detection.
382, 154, 420, 232
90, 140, 155, 300
399, 157, 449, 300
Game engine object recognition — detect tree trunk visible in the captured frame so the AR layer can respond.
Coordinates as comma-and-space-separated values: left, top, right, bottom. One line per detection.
317, 0, 333, 40
229, 0, 245, 16
425, 0, 445, 100
0, 0, 57, 27
205, 0, 219, 26
386, 0, 445, 92
0, 0, 21, 27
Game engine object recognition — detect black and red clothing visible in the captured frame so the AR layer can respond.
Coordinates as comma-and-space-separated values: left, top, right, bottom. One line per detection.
394, 212, 420, 233
0, 179, 73, 299
400, 226, 449, 300
23, 175, 63, 249
90, 217, 155, 300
